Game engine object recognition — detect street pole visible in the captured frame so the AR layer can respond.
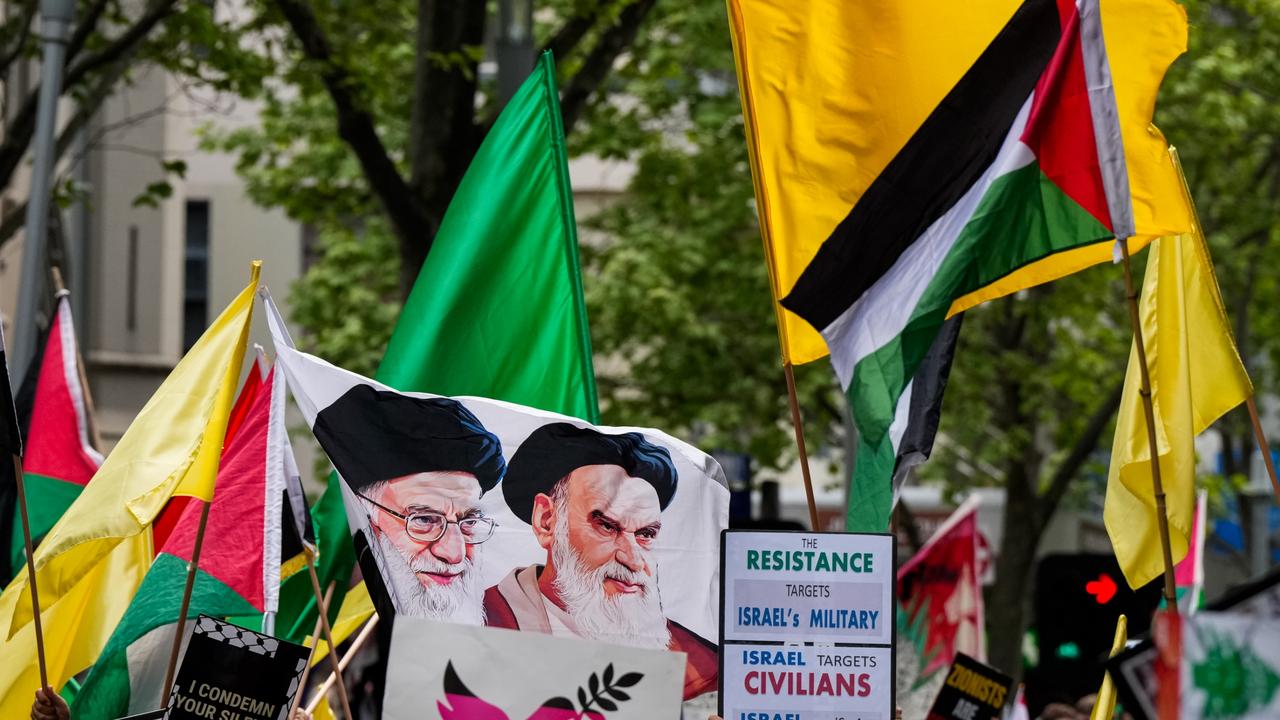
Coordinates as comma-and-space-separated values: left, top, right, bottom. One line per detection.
13, 0, 76, 389
496, 0, 534, 105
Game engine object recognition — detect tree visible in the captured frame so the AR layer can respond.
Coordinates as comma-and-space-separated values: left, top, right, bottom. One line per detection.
205, 0, 660, 296
0, 0, 274, 247
1157, 0, 1280, 573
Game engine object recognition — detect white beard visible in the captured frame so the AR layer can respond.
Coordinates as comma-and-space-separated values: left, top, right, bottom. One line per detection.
549, 508, 671, 649
374, 530, 485, 624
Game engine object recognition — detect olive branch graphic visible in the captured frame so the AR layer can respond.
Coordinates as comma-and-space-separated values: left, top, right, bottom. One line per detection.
550, 662, 644, 718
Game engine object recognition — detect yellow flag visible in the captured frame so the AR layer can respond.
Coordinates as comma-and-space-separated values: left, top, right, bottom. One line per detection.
307, 581, 374, 667
1104, 227, 1251, 588
312, 698, 338, 720
728, 0, 1191, 364
0, 263, 260, 710
1090, 614, 1128, 720
0, 534, 148, 717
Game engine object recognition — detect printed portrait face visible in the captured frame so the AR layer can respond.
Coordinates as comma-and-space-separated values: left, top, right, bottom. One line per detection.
531, 464, 671, 648
363, 470, 492, 623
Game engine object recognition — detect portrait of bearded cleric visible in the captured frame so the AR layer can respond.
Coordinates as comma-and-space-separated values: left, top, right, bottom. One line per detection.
313, 384, 506, 624
483, 423, 718, 699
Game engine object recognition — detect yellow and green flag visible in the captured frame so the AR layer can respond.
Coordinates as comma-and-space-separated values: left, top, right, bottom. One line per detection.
0, 264, 259, 714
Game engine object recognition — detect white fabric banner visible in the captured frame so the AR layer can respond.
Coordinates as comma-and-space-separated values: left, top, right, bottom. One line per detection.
266, 301, 728, 700
386, 618, 685, 719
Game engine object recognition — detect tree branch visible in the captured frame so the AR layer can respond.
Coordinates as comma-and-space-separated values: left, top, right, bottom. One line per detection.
0, 57, 130, 251
558, 0, 657, 135
62, 0, 179, 90
0, 0, 177, 194
539, 6, 601, 61
0, 1, 38, 77
1036, 379, 1124, 531
272, 0, 432, 290
64, 0, 113, 66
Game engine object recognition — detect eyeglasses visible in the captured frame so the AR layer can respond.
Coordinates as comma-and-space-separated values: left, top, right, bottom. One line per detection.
358, 494, 497, 544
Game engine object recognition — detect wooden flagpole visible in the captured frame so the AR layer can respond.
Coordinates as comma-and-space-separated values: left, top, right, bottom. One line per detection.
1168, 147, 1280, 508
783, 362, 821, 530
305, 615, 380, 715
1246, 398, 1280, 505
1117, 240, 1179, 613
160, 498, 212, 705
305, 550, 353, 719
289, 581, 334, 719
11, 453, 49, 688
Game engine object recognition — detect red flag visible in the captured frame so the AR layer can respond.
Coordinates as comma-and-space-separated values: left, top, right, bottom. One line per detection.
898, 497, 988, 684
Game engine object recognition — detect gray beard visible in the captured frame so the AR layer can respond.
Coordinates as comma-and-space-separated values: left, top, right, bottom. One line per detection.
549, 508, 671, 649
374, 530, 485, 624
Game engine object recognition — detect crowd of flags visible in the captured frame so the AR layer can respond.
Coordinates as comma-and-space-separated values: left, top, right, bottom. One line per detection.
0, 0, 1272, 716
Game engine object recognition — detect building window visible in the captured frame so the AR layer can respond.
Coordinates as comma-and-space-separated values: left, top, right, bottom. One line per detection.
183, 200, 210, 352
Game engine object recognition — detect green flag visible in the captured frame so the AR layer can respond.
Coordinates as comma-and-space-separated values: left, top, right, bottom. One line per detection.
276, 51, 598, 640
380, 52, 598, 419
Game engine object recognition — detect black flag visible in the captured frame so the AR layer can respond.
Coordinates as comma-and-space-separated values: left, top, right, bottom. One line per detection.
891, 313, 963, 501
0, 324, 24, 456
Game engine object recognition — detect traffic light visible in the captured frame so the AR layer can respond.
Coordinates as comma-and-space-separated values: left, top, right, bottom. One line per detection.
1026, 553, 1161, 713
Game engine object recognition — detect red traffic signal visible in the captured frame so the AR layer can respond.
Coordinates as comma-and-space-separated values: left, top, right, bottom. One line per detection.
1085, 573, 1117, 604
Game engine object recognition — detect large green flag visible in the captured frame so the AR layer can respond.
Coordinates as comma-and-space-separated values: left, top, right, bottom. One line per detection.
379, 52, 598, 418
276, 51, 598, 640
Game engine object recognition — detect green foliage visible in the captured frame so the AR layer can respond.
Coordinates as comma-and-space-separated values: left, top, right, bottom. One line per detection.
288, 219, 401, 377
575, 0, 843, 469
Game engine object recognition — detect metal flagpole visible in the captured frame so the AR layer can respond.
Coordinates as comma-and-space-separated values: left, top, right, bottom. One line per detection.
13, 0, 75, 388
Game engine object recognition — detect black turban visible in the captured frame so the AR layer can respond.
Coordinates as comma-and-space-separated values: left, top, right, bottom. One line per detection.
312, 384, 505, 495
502, 422, 677, 523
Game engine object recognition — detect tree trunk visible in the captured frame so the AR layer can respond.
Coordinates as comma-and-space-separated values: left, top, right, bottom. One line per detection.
987, 471, 1041, 683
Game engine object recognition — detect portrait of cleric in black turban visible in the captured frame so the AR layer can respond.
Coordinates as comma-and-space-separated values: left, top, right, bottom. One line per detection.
483, 423, 718, 700
313, 384, 505, 624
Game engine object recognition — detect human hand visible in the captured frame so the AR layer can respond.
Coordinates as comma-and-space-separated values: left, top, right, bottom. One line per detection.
30, 687, 69, 720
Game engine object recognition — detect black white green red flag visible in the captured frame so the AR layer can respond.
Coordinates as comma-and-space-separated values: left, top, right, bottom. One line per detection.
6, 295, 102, 578
777, 0, 1153, 531
71, 366, 291, 718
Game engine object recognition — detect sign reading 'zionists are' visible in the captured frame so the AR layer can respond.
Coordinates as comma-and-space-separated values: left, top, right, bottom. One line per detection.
720, 531, 896, 720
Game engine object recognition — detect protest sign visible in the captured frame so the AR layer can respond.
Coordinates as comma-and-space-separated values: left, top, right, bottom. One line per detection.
1178, 612, 1280, 720
924, 653, 1012, 720
163, 616, 308, 720
719, 530, 895, 720
1108, 566, 1280, 720
384, 616, 685, 719
268, 315, 728, 700
118, 712, 165, 720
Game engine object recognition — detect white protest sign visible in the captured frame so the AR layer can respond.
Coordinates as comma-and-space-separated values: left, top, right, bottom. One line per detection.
385, 617, 686, 720
723, 531, 894, 644
720, 531, 896, 720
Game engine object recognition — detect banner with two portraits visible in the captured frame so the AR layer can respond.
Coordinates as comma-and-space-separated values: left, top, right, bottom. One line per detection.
270, 331, 728, 700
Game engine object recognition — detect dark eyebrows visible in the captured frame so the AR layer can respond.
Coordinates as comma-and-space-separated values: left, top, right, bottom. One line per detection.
589, 509, 620, 529
403, 504, 484, 519
590, 509, 660, 535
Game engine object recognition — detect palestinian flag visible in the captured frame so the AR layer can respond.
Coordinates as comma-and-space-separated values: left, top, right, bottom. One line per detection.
734, 0, 1189, 532
7, 295, 102, 576
72, 368, 288, 719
